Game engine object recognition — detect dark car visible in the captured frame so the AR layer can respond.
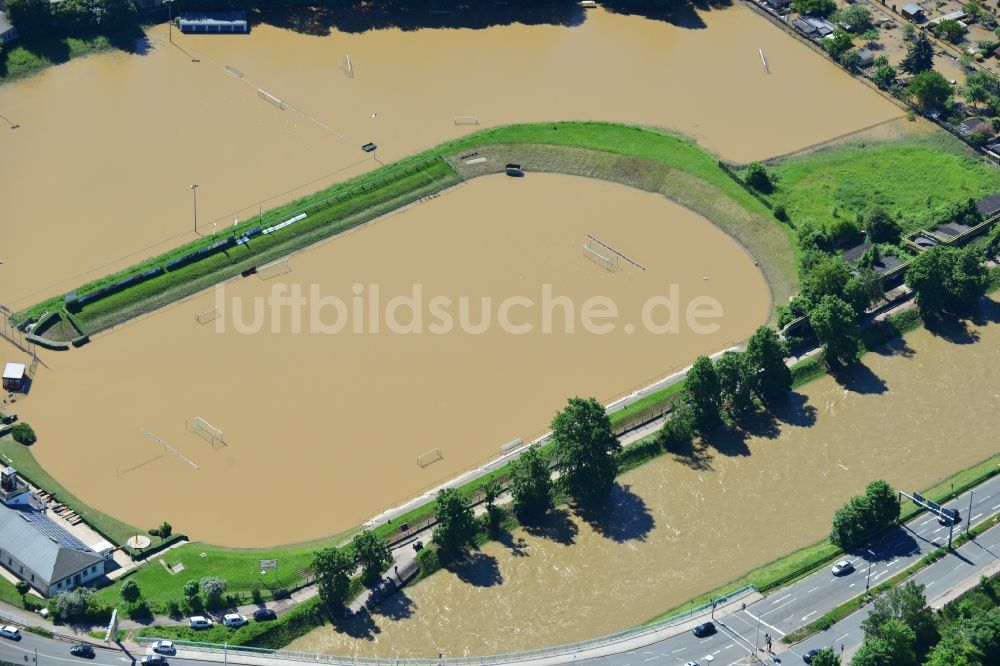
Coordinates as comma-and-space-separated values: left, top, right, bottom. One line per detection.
253, 608, 277, 622
803, 648, 821, 663
692, 622, 716, 638
938, 508, 961, 526
70, 644, 95, 658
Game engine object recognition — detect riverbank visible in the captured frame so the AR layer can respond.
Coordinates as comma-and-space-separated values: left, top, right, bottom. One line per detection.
0, 33, 124, 83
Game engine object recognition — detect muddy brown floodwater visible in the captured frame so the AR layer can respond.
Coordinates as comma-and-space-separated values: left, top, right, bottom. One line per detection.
289, 305, 1000, 657
13, 174, 770, 547
0, 4, 898, 306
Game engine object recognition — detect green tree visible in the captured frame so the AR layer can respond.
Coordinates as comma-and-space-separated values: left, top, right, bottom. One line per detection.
864, 206, 902, 244
865, 480, 901, 529
98, 0, 139, 35
351, 530, 392, 583
810, 296, 860, 366
811, 648, 841, 666
744, 326, 792, 402
483, 479, 504, 533
873, 63, 897, 89
952, 198, 984, 227
508, 444, 553, 522
11, 423, 36, 445
793, 0, 837, 16
15, 580, 30, 598
715, 351, 756, 421
965, 608, 1000, 663
551, 397, 620, 503
802, 255, 853, 303
923, 629, 984, 666
905, 246, 988, 316
312, 547, 353, 610
934, 18, 968, 43
744, 162, 773, 193
681, 356, 721, 431
844, 268, 884, 315
182, 579, 198, 599
199, 576, 227, 608
432, 487, 478, 558
861, 28, 880, 46
658, 395, 696, 447
965, 82, 989, 108
988, 219, 1000, 257
825, 30, 855, 60
5, 0, 53, 37
908, 70, 953, 110
862, 581, 938, 658
120, 579, 141, 604
900, 32, 934, 74
834, 5, 874, 31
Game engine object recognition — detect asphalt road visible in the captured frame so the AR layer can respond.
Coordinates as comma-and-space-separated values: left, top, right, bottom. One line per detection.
1, 478, 998, 666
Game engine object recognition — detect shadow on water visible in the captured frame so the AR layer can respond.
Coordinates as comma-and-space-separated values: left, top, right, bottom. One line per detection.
371, 589, 416, 621
574, 483, 654, 543
496, 528, 531, 556
700, 424, 752, 457
334, 607, 383, 640
523, 508, 579, 546
831, 362, 888, 395
601, 0, 734, 29
924, 315, 981, 345
449, 551, 504, 587
972, 297, 1000, 327
770, 392, 818, 428
868, 333, 916, 359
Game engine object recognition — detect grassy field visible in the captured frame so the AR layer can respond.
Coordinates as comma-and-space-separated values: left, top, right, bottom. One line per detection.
762, 133, 1000, 233
0, 33, 121, 82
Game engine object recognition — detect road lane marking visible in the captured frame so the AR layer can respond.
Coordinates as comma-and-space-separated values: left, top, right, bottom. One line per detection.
807, 587, 819, 594
761, 598, 796, 616
835, 633, 850, 641
801, 611, 817, 621
642, 656, 659, 661
973, 513, 983, 521
771, 594, 792, 604
743, 609, 787, 637
992, 503, 1000, 511
671, 648, 686, 653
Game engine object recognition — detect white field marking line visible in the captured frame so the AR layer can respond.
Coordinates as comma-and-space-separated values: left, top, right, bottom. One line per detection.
771, 594, 792, 604
806, 587, 819, 594
837, 463, 848, 471
761, 598, 796, 616
742, 609, 787, 637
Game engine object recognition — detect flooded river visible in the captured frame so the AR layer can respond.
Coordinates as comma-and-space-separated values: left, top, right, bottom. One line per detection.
12, 174, 769, 546
289, 302, 1000, 657
0, 4, 898, 307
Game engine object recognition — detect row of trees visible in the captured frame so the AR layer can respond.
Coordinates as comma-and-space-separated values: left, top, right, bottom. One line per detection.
312, 528, 393, 610
6, 0, 140, 39
829, 480, 901, 548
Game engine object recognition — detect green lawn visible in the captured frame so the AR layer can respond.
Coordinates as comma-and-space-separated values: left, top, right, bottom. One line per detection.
0, 33, 122, 82
762, 133, 1000, 233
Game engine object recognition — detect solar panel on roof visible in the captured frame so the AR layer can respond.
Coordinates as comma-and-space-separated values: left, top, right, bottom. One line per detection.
16, 509, 89, 550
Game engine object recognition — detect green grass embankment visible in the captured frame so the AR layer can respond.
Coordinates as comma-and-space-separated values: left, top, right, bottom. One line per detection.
0, 33, 122, 82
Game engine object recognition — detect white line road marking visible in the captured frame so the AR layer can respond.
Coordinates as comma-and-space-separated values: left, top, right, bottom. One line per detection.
772, 594, 792, 605
807, 587, 819, 594
761, 598, 796, 616
725, 644, 734, 649
992, 503, 1000, 511
801, 611, 817, 621
836, 633, 850, 641
714, 649, 722, 655
700, 638, 713, 644
973, 513, 983, 521
642, 656, 659, 662
849, 583, 856, 587
926, 580, 936, 587
671, 648, 686, 653
743, 610, 787, 637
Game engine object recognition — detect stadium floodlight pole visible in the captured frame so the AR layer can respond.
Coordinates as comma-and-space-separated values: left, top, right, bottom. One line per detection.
165, 0, 174, 43
190, 184, 199, 233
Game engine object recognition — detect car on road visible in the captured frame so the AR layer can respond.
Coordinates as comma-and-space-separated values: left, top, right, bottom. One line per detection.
692, 621, 716, 637
802, 648, 822, 663
938, 509, 961, 526
70, 643, 95, 658
151, 640, 175, 654
141, 656, 167, 666
188, 615, 213, 629
253, 608, 277, 622
684, 661, 701, 666
0, 626, 21, 640
223, 613, 248, 627
831, 560, 854, 576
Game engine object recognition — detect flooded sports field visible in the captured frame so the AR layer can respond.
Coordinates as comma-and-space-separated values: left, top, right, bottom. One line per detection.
12, 174, 769, 547
0, 4, 899, 307
290, 301, 1000, 657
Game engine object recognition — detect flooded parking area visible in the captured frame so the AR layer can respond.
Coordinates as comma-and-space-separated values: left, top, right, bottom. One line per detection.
289, 301, 1000, 657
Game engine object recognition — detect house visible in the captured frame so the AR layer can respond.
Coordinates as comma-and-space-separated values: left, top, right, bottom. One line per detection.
178, 12, 249, 34
763, 0, 792, 10
975, 192, 1000, 218
0, 11, 18, 44
901, 3, 926, 22
2, 362, 25, 392
929, 11, 966, 26
793, 16, 836, 37
0, 468, 106, 597
856, 48, 876, 67
957, 116, 994, 139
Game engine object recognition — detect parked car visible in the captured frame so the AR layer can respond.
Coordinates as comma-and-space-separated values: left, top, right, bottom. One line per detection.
831, 560, 854, 576
692, 621, 716, 637
802, 648, 822, 663
151, 640, 175, 654
253, 608, 277, 622
188, 616, 213, 629
0, 626, 20, 640
70, 643, 95, 658
223, 613, 247, 628
141, 656, 166, 666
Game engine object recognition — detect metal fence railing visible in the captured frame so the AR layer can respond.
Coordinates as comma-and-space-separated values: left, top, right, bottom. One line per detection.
138, 585, 757, 666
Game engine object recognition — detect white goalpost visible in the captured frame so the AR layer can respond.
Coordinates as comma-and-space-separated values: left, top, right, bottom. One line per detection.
453, 116, 480, 125
583, 239, 619, 272
256, 257, 291, 280
341, 54, 354, 78
257, 88, 287, 110
416, 448, 444, 468
195, 305, 221, 325
187, 417, 226, 449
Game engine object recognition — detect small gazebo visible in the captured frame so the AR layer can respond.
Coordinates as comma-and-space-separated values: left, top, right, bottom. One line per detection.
2, 362, 25, 392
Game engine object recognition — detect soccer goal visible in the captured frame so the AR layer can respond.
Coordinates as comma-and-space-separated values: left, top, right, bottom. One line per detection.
195, 305, 221, 325
416, 448, 444, 468
584, 234, 646, 272
583, 239, 619, 272
258, 88, 287, 110
453, 116, 480, 125
341, 54, 354, 78
257, 257, 291, 280
187, 417, 226, 449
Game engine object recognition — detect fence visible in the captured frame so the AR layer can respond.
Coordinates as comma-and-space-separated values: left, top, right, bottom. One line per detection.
138, 585, 757, 666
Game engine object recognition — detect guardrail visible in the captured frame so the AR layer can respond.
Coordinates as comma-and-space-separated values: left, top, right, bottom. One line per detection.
139, 585, 756, 666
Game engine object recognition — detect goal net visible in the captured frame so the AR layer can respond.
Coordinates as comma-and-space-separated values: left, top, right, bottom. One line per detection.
187, 417, 226, 449
258, 88, 286, 110
453, 116, 480, 125
195, 306, 221, 325
257, 258, 291, 280
583, 240, 619, 272
416, 448, 443, 468
341, 54, 354, 78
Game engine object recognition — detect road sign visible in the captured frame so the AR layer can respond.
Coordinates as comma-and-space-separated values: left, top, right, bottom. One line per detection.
912, 492, 924, 504
260, 559, 278, 570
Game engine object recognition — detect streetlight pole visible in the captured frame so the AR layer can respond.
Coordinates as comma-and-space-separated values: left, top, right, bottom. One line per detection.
967, 489, 976, 535
166, 0, 173, 44
865, 548, 874, 597
190, 184, 199, 234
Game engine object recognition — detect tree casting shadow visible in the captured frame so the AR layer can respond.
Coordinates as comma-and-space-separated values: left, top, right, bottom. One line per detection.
574, 483, 654, 543
334, 606, 382, 640
449, 551, 503, 587
924, 315, 981, 345
770, 392, 818, 428
601, 0, 734, 29
522, 508, 579, 546
830, 362, 888, 395
495, 528, 531, 557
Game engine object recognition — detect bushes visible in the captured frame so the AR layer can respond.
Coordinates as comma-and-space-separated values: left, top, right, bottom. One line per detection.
11, 423, 36, 445
149, 521, 172, 538
50, 587, 111, 624
743, 162, 774, 193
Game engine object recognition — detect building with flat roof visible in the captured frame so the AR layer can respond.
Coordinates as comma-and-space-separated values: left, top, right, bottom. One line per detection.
178, 12, 248, 34
0, 11, 19, 43
2, 362, 25, 392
